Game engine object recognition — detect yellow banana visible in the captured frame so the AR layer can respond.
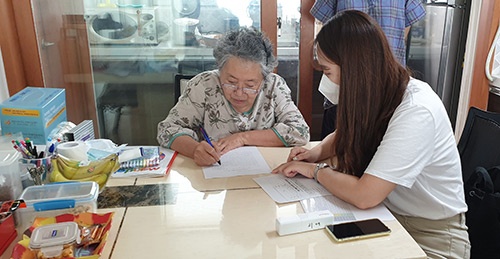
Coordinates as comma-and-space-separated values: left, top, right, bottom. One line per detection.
55, 156, 80, 179
55, 153, 119, 180
49, 159, 72, 183
51, 170, 73, 182
56, 154, 80, 167
104, 156, 120, 175
49, 158, 109, 190
71, 153, 119, 180
77, 173, 109, 190
52, 155, 68, 172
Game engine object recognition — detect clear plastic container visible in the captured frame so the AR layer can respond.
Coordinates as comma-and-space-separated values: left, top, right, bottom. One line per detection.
0, 150, 22, 201
29, 221, 81, 259
15, 182, 98, 229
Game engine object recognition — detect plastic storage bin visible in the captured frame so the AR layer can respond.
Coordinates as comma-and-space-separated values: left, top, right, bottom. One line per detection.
0, 150, 22, 201
15, 182, 98, 230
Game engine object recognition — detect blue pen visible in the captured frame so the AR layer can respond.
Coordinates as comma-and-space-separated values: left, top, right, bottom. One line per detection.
47, 143, 55, 156
199, 125, 221, 165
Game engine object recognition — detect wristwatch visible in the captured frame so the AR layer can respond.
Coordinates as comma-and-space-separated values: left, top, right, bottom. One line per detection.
313, 163, 330, 183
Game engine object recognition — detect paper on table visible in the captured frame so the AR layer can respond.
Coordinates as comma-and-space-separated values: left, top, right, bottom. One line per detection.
301, 195, 395, 224
112, 148, 177, 178
253, 174, 331, 203
202, 146, 271, 179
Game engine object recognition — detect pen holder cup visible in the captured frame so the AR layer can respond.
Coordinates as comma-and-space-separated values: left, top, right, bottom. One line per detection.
18, 157, 52, 187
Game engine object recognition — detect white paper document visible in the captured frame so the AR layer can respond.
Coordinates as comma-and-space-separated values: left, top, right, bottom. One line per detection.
253, 174, 331, 203
202, 146, 271, 179
301, 195, 395, 224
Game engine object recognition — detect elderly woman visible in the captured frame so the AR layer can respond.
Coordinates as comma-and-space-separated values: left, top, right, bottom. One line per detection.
157, 27, 310, 166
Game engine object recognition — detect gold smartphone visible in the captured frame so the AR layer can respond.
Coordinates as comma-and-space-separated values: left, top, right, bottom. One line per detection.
325, 218, 391, 242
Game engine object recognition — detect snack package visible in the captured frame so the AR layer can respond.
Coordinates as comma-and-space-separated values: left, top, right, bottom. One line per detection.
10, 212, 114, 259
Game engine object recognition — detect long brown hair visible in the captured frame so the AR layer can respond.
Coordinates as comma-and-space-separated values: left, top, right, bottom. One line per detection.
315, 10, 409, 177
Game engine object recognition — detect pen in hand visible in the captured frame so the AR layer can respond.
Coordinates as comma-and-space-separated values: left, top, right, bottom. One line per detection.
199, 125, 221, 165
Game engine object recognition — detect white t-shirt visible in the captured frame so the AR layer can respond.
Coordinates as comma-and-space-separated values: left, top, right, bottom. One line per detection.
365, 78, 467, 220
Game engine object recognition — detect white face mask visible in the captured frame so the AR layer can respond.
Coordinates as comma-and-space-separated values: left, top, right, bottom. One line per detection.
318, 74, 340, 104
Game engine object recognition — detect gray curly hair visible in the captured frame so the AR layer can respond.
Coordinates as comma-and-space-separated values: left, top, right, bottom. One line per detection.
213, 27, 278, 77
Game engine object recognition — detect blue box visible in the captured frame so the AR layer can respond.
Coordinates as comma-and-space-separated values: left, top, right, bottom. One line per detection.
0, 87, 66, 145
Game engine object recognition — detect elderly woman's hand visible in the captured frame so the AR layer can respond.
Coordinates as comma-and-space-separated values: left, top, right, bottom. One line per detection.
215, 133, 246, 155
193, 141, 221, 166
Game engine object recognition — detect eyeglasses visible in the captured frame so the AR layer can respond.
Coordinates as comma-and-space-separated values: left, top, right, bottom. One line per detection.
221, 83, 260, 95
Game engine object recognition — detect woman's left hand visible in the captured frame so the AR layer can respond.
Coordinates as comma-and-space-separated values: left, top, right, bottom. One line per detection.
272, 161, 316, 179
215, 133, 246, 155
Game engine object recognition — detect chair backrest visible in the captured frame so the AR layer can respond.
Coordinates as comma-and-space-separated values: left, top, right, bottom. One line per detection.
457, 106, 500, 183
174, 74, 195, 101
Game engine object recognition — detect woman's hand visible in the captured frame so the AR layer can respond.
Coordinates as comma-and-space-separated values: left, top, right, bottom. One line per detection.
215, 133, 246, 155
193, 141, 221, 166
287, 147, 321, 162
272, 161, 316, 179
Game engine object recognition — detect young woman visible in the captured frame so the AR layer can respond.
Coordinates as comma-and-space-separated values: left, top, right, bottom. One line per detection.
272, 10, 470, 258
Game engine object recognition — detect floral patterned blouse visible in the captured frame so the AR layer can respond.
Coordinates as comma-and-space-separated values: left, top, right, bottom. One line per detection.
157, 70, 310, 148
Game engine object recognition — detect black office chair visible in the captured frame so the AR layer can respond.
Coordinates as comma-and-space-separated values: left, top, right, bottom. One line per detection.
174, 59, 215, 100
457, 106, 500, 258
457, 106, 500, 183
174, 74, 195, 101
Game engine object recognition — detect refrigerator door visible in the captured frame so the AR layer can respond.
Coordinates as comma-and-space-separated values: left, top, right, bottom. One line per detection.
407, 0, 469, 127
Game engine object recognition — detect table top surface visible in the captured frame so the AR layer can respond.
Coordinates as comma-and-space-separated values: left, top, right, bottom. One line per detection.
2, 144, 426, 259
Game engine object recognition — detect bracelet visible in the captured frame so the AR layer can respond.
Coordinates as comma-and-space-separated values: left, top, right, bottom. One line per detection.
313, 163, 329, 183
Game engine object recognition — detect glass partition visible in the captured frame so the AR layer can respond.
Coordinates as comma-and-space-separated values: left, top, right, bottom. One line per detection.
32, 0, 300, 145
276, 0, 300, 102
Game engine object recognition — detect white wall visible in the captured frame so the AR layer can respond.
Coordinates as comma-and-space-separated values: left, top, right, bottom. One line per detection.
0, 47, 11, 102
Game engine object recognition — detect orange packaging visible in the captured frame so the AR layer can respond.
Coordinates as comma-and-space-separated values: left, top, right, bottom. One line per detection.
0, 212, 17, 256
10, 212, 114, 259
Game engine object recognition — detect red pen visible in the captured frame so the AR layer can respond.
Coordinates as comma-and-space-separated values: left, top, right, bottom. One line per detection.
13, 141, 32, 158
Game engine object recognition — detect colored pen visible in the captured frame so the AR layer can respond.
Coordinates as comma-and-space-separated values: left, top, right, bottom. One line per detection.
22, 140, 35, 156
13, 145, 25, 158
199, 125, 221, 165
12, 140, 33, 158
47, 143, 56, 155
28, 140, 37, 157
21, 140, 31, 153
